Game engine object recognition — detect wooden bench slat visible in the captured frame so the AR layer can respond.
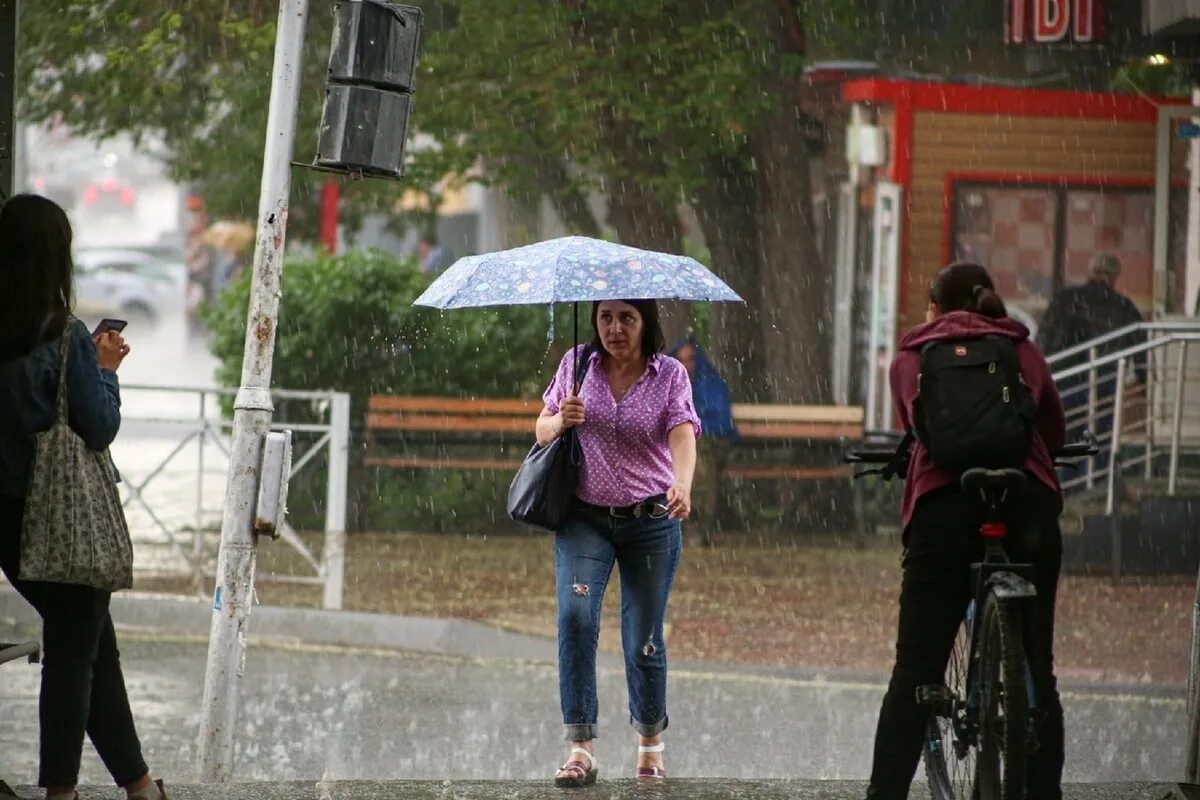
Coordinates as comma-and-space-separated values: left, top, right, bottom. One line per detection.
731, 404, 864, 424
367, 413, 534, 433
724, 466, 851, 479
368, 396, 539, 415
736, 421, 863, 440
365, 456, 524, 471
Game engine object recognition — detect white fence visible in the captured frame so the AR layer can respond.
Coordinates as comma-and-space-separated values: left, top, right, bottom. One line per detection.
113, 384, 350, 609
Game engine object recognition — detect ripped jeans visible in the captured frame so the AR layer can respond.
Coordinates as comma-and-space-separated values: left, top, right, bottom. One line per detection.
555, 500, 681, 741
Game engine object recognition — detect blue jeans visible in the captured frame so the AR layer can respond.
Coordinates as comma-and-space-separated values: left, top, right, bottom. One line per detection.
555, 501, 681, 741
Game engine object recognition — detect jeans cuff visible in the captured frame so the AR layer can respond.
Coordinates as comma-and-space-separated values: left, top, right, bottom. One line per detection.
630, 713, 668, 737
564, 723, 598, 741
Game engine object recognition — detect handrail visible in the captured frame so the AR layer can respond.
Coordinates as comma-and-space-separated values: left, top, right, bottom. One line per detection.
1044, 320, 1200, 367
1048, 332, 1200, 537
1052, 333, 1200, 382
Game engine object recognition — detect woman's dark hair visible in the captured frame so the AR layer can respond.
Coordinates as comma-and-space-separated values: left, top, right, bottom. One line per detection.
929, 261, 1007, 319
590, 299, 665, 357
0, 194, 74, 360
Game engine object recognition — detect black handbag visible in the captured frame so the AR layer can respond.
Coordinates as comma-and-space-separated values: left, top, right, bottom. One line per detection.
507, 346, 595, 530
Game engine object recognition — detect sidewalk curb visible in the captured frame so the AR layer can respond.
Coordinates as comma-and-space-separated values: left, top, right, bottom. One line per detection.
0, 586, 560, 663
0, 585, 1187, 698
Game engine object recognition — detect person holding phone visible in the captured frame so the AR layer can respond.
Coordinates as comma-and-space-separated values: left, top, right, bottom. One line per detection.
0, 195, 169, 800
535, 299, 700, 787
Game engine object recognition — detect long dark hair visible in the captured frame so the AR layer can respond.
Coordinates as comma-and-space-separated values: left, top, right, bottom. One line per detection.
929, 261, 1007, 319
0, 194, 74, 360
590, 299, 665, 357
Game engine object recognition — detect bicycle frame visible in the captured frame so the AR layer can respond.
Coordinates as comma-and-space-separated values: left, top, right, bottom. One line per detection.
958, 534, 1039, 751
846, 436, 1096, 800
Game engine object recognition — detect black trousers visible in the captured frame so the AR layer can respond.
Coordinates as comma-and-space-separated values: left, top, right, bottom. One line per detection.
0, 495, 148, 788
865, 483, 1065, 800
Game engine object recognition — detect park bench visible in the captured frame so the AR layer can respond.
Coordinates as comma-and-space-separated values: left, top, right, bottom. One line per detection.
363, 395, 863, 481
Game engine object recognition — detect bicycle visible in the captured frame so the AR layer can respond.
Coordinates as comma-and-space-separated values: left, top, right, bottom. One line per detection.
845, 434, 1097, 800
1, 638, 40, 797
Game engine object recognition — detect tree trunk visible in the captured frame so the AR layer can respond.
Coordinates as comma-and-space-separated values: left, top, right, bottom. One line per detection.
744, 0, 831, 404
692, 153, 771, 402
606, 179, 692, 347
748, 112, 830, 404
528, 154, 604, 238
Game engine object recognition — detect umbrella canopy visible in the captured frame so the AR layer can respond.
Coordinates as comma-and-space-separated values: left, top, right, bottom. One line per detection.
412, 236, 743, 309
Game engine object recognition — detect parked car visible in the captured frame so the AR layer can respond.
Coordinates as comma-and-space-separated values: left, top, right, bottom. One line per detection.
73, 248, 181, 327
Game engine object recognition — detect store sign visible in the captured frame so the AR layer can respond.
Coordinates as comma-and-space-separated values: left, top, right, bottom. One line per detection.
1004, 0, 1103, 43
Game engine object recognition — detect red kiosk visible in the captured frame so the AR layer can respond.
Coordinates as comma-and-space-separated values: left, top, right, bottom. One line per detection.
831, 77, 1187, 429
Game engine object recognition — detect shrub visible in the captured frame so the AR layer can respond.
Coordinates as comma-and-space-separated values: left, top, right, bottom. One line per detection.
202, 249, 576, 532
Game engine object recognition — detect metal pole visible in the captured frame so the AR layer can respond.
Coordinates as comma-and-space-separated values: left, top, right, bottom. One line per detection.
1107, 358, 1127, 583
1145, 344, 1154, 481
1189, 87, 1200, 319
197, 0, 308, 781
1187, 565, 1200, 782
1087, 346, 1098, 489
1170, 342, 1189, 496
0, 0, 17, 199
1105, 358, 1127, 517
322, 392, 349, 611
832, 181, 857, 406
1155, 105, 1172, 317
194, 392, 207, 584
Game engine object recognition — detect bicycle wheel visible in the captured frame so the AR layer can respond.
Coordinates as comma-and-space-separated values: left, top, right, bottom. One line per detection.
923, 621, 975, 800
975, 592, 1028, 800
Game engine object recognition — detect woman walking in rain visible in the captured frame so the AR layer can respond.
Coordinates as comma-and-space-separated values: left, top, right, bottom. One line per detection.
0, 195, 171, 800
535, 299, 699, 787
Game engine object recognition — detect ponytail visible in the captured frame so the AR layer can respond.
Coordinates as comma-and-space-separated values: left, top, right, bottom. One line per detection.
971, 284, 1007, 319
930, 261, 1008, 319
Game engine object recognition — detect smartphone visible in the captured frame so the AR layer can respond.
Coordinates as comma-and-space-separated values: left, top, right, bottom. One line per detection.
91, 318, 128, 337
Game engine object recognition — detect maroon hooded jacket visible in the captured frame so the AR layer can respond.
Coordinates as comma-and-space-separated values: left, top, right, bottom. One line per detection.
889, 311, 1066, 532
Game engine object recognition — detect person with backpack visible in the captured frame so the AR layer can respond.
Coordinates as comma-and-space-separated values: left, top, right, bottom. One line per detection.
864, 262, 1067, 800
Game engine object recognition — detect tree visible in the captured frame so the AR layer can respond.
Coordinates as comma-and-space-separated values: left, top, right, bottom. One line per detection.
20, 0, 1142, 405
414, 0, 835, 401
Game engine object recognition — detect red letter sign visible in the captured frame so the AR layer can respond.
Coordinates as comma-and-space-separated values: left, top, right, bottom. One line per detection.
1073, 0, 1100, 42
1035, 0, 1070, 42
1006, 0, 1028, 43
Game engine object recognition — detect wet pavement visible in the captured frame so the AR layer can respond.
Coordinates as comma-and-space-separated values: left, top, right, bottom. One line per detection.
2, 779, 1190, 799
0, 624, 1185, 789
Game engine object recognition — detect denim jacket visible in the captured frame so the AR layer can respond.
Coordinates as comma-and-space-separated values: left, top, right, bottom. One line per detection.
0, 319, 121, 497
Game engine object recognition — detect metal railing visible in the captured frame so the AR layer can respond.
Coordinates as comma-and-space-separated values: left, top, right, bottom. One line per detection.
1051, 325, 1200, 513
1044, 320, 1200, 370
114, 384, 350, 610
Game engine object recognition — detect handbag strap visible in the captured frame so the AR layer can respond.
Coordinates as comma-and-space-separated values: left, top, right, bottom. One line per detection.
573, 344, 595, 392
53, 318, 73, 425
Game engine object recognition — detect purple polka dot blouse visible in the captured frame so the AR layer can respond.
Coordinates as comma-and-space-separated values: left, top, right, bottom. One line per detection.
542, 345, 702, 507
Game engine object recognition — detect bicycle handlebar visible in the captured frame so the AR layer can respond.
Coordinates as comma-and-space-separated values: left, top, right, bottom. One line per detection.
843, 438, 1100, 476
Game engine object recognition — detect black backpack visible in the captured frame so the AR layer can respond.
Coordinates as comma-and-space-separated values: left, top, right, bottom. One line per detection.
912, 335, 1036, 475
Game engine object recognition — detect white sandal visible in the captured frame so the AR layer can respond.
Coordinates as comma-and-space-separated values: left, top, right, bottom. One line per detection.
554, 746, 598, 788
636, 742, 666, 779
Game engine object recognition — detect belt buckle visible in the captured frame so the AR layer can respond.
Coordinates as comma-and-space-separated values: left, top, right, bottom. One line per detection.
632, 503, 645, 519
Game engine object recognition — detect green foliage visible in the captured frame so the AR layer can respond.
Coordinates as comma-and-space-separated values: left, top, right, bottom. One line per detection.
201, 248, 585, 532
19, 2, 412, 229
202, 249, 573, 411
1112, 62, 1192, 98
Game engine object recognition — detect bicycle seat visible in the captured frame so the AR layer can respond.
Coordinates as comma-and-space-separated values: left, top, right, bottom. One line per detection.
960, 468, 1027, 497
